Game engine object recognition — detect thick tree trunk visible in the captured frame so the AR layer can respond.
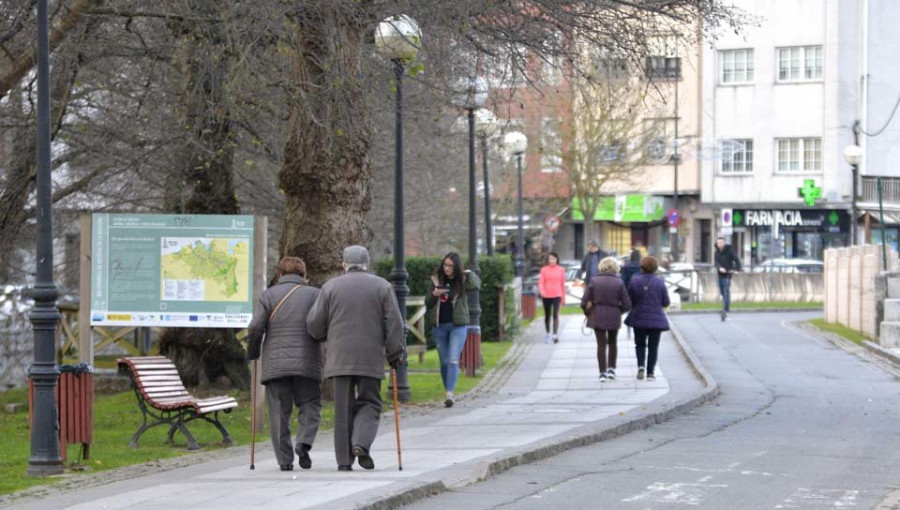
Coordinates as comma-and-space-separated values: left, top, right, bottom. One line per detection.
279, 10, 372, 285
158, 9, 248, 390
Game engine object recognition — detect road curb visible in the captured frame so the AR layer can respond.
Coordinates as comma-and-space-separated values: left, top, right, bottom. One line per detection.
349, 318, 719, 510
862, 340, 900, 365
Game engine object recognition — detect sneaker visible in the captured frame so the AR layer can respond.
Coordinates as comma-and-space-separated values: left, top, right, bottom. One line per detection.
444, 392, 454, 408
553, 335, 559, 344
647, 374, 656, 381
636, 367, 645, 380
607, 368, 616, 380
544, 332, 553, 344
721, 310, 727, 322
599, 373, 607, 382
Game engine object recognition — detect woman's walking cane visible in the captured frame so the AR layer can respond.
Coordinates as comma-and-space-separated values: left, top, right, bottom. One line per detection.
392, 367, 403, 471
250, 359, 258, 470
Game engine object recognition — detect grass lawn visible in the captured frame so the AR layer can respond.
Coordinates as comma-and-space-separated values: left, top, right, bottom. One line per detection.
680, 301, 823, 311
0, 340, 512, 495
809, 318, 870, 345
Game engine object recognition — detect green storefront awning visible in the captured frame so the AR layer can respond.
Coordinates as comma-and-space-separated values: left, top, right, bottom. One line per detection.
571, 195, 665, 222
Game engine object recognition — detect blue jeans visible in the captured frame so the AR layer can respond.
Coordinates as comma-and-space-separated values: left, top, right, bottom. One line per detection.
718, 274, 732, 312
433, 323, 468, 393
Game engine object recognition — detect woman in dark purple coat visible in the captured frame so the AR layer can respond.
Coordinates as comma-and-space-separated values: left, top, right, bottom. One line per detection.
582, 257, 631, 382
627, 256, 670, 381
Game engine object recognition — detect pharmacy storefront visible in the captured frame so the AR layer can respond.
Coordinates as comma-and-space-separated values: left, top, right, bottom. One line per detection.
730, 208, 849, 265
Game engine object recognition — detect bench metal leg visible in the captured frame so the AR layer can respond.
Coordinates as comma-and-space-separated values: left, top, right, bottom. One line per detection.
199, 411, 234, 447
166, 425, 178, 444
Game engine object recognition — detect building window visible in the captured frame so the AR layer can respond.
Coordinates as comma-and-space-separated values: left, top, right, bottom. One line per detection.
719, 49, 754, 84
540, 117, 563, 173
777, 45, 823, 82
596, 58, 628, 80
719, 139, 753, 173
645, 56, 681, 79
777, 138, 822, 172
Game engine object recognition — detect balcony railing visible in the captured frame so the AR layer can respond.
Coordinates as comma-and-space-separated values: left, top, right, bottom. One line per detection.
861, 176, 900, 206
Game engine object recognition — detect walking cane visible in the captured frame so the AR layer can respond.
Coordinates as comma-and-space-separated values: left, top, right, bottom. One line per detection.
250, 359, 257, 470
392, 367, 403, 471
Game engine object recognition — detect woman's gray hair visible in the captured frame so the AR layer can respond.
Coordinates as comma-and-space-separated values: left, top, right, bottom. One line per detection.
598, 256, 620, 274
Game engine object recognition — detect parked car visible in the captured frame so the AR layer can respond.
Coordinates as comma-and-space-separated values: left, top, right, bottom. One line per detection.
752, 258, 824, 274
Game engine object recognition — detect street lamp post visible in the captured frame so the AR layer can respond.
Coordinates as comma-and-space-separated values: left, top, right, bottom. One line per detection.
475, 108, 499, 256
843, 144, 863, 246
453, 75, 488, 371
375, 14, 421, 403
28, 0, 64, 477
503, 132, 528, 278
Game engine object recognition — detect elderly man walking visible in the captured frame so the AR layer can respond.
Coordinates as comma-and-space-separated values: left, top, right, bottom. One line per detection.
307, 246, 405, 471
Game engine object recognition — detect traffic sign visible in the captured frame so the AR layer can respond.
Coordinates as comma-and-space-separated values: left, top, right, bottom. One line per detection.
543, 214, 562, 233
666, 208, 681, 227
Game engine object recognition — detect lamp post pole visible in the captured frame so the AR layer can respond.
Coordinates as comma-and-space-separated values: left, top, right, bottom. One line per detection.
516, 153, 526, 277
389, 59, 411, 402
482, 134, 494, 256
851, 163, 859, 246
467, 108, 482, 334
27, 0, 64, 477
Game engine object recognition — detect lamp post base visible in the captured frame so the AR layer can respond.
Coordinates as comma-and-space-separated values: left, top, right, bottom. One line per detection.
26, 460, 64, 477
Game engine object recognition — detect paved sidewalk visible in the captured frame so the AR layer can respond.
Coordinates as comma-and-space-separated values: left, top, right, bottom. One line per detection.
9, 316, 703, 510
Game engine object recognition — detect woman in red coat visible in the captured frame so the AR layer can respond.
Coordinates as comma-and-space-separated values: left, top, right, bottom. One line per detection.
581, 257, 631, 381
538, 252, 566, 343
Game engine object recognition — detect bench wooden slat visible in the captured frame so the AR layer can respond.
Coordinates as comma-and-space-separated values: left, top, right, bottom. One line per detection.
129, 364, 177, 370
194, 397, 236, 406
135, 375, 184, 382
134, 370, 181, 376
197, 402, 237, 413
140, 384, 187, 391
144, 392, 191, 400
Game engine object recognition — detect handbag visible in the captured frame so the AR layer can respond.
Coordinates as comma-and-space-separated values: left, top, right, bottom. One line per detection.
623, 312, 632, 327
582, 300, 593, 316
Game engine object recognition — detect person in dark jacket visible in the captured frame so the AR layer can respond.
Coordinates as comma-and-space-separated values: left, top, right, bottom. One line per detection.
627, 256, 670, 382
424, 252, 481, 408
582, 257, 631, 382
579, 240, 608, 282
247, 257, 323, 472
714, 237, 742, 321
306, 246, 405, 472
620, 250, 642, 340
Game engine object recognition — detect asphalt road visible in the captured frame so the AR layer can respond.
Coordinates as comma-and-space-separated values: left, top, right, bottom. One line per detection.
402, 312, 900, 510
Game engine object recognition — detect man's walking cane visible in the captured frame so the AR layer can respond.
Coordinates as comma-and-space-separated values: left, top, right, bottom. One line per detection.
250, 359, 257, 470
392, 367, 403, 471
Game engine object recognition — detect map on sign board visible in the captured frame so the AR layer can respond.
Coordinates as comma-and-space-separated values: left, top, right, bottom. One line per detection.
90, 214, 255, 328
160, 238, 250, 302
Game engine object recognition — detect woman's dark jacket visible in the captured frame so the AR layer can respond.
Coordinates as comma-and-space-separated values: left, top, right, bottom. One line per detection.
627, 272, 670, 330
581, 273, 631, 331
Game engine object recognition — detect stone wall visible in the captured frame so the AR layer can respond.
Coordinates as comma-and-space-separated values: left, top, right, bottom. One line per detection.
824, 245, 899, 339
697, 273, 824, 303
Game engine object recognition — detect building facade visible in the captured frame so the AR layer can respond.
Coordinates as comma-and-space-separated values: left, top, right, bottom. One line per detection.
699, 0, 874, 266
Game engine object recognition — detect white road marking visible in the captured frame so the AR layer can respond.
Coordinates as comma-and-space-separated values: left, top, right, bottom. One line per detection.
775, 488, 861, 508
623, 482, 728, 506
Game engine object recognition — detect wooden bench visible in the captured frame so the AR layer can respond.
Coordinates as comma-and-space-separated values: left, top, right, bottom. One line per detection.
117, 356, 237, 450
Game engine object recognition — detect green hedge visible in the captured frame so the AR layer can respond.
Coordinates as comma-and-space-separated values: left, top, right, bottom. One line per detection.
374, 255, 517, 342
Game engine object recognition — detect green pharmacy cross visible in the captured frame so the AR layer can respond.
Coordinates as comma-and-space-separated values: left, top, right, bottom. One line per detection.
798, 179, 822, 206
829, 210, 840, 226
732, 210, 743, 226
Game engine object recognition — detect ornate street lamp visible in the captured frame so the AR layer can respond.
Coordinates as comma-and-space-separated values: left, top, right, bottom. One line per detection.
843, 144, 863, 246
503, 131, 528, 278
28, 0, 64, 477
452, 75, 488, 370
375, 14, 421, 402
474, 108, 499, 256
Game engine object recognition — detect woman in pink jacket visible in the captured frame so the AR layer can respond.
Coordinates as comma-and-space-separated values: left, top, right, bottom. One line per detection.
538, 252, 567, 343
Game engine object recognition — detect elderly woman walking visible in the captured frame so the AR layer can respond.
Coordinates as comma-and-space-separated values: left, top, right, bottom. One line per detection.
581, 257, 631, 382
627, 256, 670, 381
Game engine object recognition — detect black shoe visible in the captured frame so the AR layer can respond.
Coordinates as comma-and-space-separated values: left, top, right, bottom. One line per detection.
721, 310, 727, 322
338, 465, 353, 472
296, 448, 312, 470
352, 445, 375, 470
280, 464, 294, 471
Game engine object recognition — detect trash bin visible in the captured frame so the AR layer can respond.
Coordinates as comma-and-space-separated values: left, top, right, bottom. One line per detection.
29, 363, 94, 462
521, 289, 537, 320
460, 328, 482, 376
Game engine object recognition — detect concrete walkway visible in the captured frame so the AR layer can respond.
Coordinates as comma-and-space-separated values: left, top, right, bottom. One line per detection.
9, 316, 711, 510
